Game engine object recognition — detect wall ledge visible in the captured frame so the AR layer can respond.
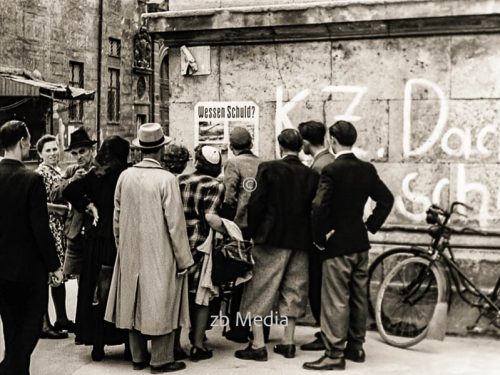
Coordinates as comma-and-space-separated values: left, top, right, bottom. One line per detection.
144, 0, 500, 46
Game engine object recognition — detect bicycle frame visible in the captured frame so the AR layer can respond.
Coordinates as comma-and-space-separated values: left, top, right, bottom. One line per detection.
423, 203, 500, 323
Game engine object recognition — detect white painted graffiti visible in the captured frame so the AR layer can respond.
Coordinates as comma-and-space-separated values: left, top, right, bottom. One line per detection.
275, 85, 367, 157
400, 78, 497, 227
403, 78, 498, 160
274, 79, 499, 227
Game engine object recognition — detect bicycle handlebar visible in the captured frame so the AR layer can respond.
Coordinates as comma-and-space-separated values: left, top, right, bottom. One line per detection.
449, 201, 473, 215
429, 201, 473, 223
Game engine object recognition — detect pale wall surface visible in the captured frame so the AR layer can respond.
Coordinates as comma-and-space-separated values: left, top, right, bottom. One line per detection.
168, 34, 500, 231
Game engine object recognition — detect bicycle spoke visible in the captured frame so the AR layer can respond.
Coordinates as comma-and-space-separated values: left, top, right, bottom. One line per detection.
376, 257, 444, 346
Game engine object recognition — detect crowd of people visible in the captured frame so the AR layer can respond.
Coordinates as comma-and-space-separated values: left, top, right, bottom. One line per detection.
0, 118, 394, 374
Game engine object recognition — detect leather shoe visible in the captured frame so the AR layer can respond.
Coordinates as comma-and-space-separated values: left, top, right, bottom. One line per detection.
273, 344, 295, 358
300, 338, 325, 351
91, 346, 105, 362
150, 361, 186, 373
53, 320, 75, 333
39, 327, 68, 339
234, 344, 268, 361
344, 348, 365, 363
190, 346, 213, 361
303, 355, 346, 371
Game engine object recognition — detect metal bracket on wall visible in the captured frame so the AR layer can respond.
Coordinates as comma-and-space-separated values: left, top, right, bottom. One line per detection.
180, 45, 210, 76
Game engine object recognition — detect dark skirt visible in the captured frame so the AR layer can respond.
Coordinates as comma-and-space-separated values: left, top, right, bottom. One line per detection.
75, 235, 127, 346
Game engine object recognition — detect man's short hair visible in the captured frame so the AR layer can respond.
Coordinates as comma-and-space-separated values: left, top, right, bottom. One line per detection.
0, 120, 29, 151
329, 120, 357, 146
298, 121, 326, 146
229, 127, 252, 151
141, 146, 162, 156
278, 128, 303, 152
36, 134, 57, 154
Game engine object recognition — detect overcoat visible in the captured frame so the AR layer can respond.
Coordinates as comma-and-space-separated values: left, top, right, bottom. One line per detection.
105, 159, 194, 335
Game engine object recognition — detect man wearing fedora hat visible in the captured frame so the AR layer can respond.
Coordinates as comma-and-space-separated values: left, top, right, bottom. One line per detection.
50, 126, 97, 341
53, 126, 98, 278
105, 123, 193, 373
303, 121, 394, 371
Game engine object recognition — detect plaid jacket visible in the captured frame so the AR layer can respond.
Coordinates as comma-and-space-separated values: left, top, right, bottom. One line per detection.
178, 171, 224, 250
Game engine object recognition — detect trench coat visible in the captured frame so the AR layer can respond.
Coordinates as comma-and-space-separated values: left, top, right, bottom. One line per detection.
104, 159, 194, 336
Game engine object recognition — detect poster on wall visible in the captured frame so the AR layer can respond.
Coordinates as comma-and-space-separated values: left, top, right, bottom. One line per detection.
194, 101, 259, 161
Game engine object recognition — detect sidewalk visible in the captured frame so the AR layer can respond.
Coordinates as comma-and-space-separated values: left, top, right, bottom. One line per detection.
27, 280, 500, 375
31, 325, 499, 375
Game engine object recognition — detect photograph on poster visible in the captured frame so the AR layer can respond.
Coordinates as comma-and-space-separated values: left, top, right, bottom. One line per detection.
198, 121, 225, 143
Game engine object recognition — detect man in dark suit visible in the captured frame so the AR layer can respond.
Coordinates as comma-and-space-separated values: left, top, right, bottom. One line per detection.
298, 121, 336, 352
52, 126, 96, 280
0, 120, 63, 375
235, 129, 319, 362
304, 121, 394, 371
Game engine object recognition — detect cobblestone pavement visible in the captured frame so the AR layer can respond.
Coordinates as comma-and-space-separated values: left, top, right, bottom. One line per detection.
28, 281, 500, 375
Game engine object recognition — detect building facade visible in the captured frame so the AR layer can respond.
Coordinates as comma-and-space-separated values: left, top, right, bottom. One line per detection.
0, 0, 160, 158
146, 0, 500, 334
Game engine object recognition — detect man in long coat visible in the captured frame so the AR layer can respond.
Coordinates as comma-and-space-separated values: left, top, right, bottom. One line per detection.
105, 123, 193, 373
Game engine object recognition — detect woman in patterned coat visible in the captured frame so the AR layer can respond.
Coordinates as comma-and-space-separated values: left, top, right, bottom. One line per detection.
35, 135, 72, 339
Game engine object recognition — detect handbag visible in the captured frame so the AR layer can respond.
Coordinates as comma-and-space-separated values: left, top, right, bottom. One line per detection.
92, 265, 114, 307
211, 238, 253, 286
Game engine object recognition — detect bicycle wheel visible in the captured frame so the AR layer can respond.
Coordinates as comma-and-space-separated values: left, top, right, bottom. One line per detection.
375, 256, 446, 348
368, 247, 428, 320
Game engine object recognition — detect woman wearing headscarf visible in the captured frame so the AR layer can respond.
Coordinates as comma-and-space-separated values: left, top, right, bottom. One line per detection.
63, 136, 130, 361
178, 145, 225, 361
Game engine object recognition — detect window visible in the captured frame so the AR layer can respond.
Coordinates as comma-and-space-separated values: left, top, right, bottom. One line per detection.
69, 61, 84, 122
107, 68, 120, 123
109, 38, 121, 58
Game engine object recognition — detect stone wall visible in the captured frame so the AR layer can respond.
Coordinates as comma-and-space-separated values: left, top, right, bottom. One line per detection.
169, 35, 500, 230
167, 32, 500, 334
0, 0, 143, 147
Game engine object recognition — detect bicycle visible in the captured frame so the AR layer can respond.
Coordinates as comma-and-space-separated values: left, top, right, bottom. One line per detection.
368, 201, 500, 348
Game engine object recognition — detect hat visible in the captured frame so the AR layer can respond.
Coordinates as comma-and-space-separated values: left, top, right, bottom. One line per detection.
96, 136, 130, 165
132, 123, 171, 149
229, 127, 252, 149
200, 145, 221, 165
329, 121, 357, 146
65, 126, 97, 151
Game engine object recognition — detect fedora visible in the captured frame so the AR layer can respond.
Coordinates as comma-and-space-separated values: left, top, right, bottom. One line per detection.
132, 123, 172, 149
65, 126, 98, 151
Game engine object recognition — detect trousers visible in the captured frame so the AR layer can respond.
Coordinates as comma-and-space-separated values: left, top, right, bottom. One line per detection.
320, 252, 368, 358
0, 277, 47, 375
308, 249, 322, 324
128, 330, 174, 367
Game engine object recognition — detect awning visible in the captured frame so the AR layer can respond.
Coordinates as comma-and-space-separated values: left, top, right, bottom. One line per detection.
0, 67, 95, 100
